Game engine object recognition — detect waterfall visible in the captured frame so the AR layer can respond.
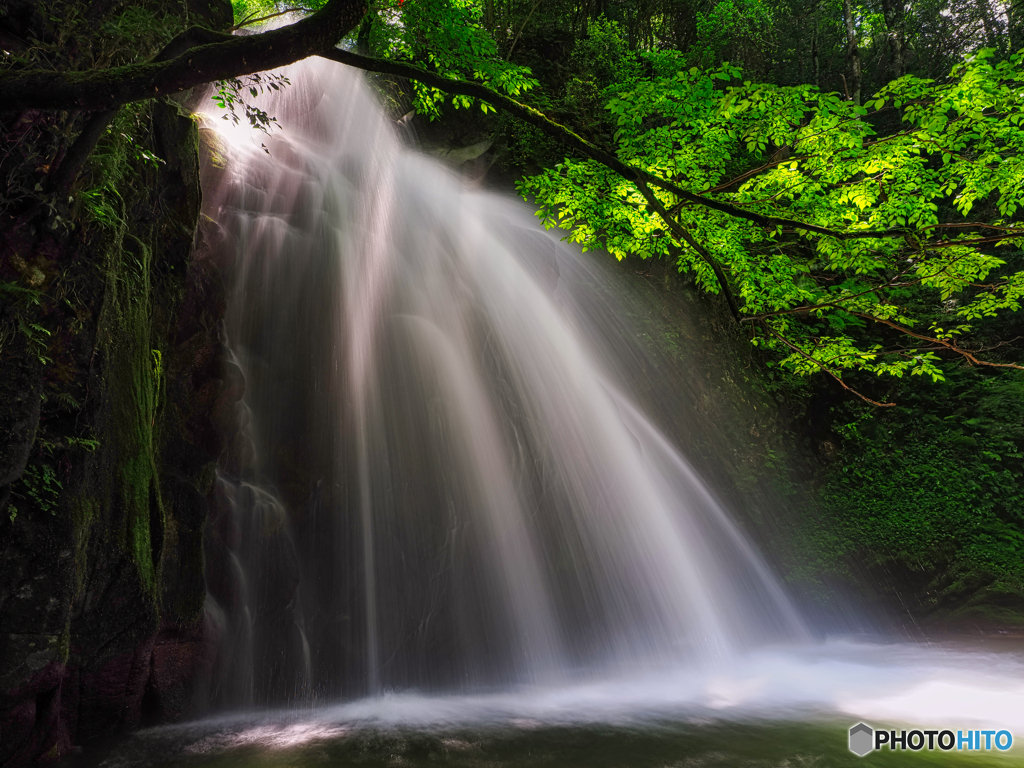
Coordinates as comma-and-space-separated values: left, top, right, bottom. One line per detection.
199, 57, 807, 705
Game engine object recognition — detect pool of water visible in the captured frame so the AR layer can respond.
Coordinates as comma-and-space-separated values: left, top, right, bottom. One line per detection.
83, 638, 1024, 767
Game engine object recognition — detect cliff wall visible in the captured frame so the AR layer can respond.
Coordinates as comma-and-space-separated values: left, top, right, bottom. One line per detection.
0, 1, 235, 763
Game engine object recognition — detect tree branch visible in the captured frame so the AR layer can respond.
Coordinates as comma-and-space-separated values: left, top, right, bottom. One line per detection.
6, 35, 918, 246
633, 180, 743, 322
760, 321, 896, 407
44, 26, 236, 196
507, 0, 543, 57
0, 0, 367, 111
320, 49, 913, 243
850, 312, 1024, 370
45, 109, 119, 197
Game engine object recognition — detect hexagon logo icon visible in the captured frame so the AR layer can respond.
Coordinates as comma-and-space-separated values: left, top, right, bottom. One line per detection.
849, 723, 874, 756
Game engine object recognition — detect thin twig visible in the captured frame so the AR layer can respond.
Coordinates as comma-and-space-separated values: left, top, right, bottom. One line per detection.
507, 0, 542, 58
929, 234, 1024, 248
232, 7, 311, 31
761, 320, 896, 407
927, 222, 1024, 234
850, 312, 1024, 370
704, 155, 807, 193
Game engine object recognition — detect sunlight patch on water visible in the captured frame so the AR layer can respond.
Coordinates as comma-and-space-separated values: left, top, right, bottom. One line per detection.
840, 679, 1024, 732
182, 722, 351, 754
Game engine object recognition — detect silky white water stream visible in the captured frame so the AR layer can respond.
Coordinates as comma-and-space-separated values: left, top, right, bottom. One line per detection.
188, 54, 1024, 756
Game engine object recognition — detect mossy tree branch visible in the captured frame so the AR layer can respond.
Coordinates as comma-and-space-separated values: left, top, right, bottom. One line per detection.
320, 51, 1024, 394
46, 28, 234, 197
0, 0, 367, 111
0, 29, 940, 248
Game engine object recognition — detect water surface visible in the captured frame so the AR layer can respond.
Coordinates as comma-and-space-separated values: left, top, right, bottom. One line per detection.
90, 639, 1024, 767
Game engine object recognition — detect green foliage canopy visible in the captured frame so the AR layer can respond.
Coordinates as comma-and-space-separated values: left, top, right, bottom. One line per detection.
520, 46, 1024, 400
366, 0, 539, 116
231, 0, 539, 118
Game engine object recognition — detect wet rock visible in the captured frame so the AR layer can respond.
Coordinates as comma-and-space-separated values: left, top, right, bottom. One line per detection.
0, 4, 233, 762
143, 610, 221, 723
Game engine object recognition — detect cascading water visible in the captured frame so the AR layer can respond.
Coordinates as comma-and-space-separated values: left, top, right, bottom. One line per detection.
86, 51, 1024, 768
199, 57, 806, 705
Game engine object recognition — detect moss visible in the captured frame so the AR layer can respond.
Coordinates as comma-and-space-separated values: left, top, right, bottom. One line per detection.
71, 496, 99, 598
121, 454, 159, 595
764, 364, 1024, 625
76, 111, 171, 603
1, 4, 224, 758
57, 617, 71, 664
73, 98, 206, 610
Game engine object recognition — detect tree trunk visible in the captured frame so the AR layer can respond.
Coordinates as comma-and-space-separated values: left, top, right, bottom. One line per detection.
1010, 0, 1023, 51
811, 2, 821, 89
975, 0, 1000, 49
843, 0, 862, 105
880, 0, 906, 80
485, 0, 495, 33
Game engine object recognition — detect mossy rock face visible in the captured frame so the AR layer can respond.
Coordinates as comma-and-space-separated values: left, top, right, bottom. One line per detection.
0, 2, 232, 763
921, 571, 1024, 631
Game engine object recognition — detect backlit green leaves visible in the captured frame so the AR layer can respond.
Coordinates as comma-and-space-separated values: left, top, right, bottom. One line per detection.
368, 0, 538, 118
521, 48, 1024, 394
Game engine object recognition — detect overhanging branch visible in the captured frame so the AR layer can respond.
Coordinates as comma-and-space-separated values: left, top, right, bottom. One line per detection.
760, 321, 896, 407
321, 48, 914, 243
0, 0, 366, 111
45, 27, 235, 196
0, 34, 957, 248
